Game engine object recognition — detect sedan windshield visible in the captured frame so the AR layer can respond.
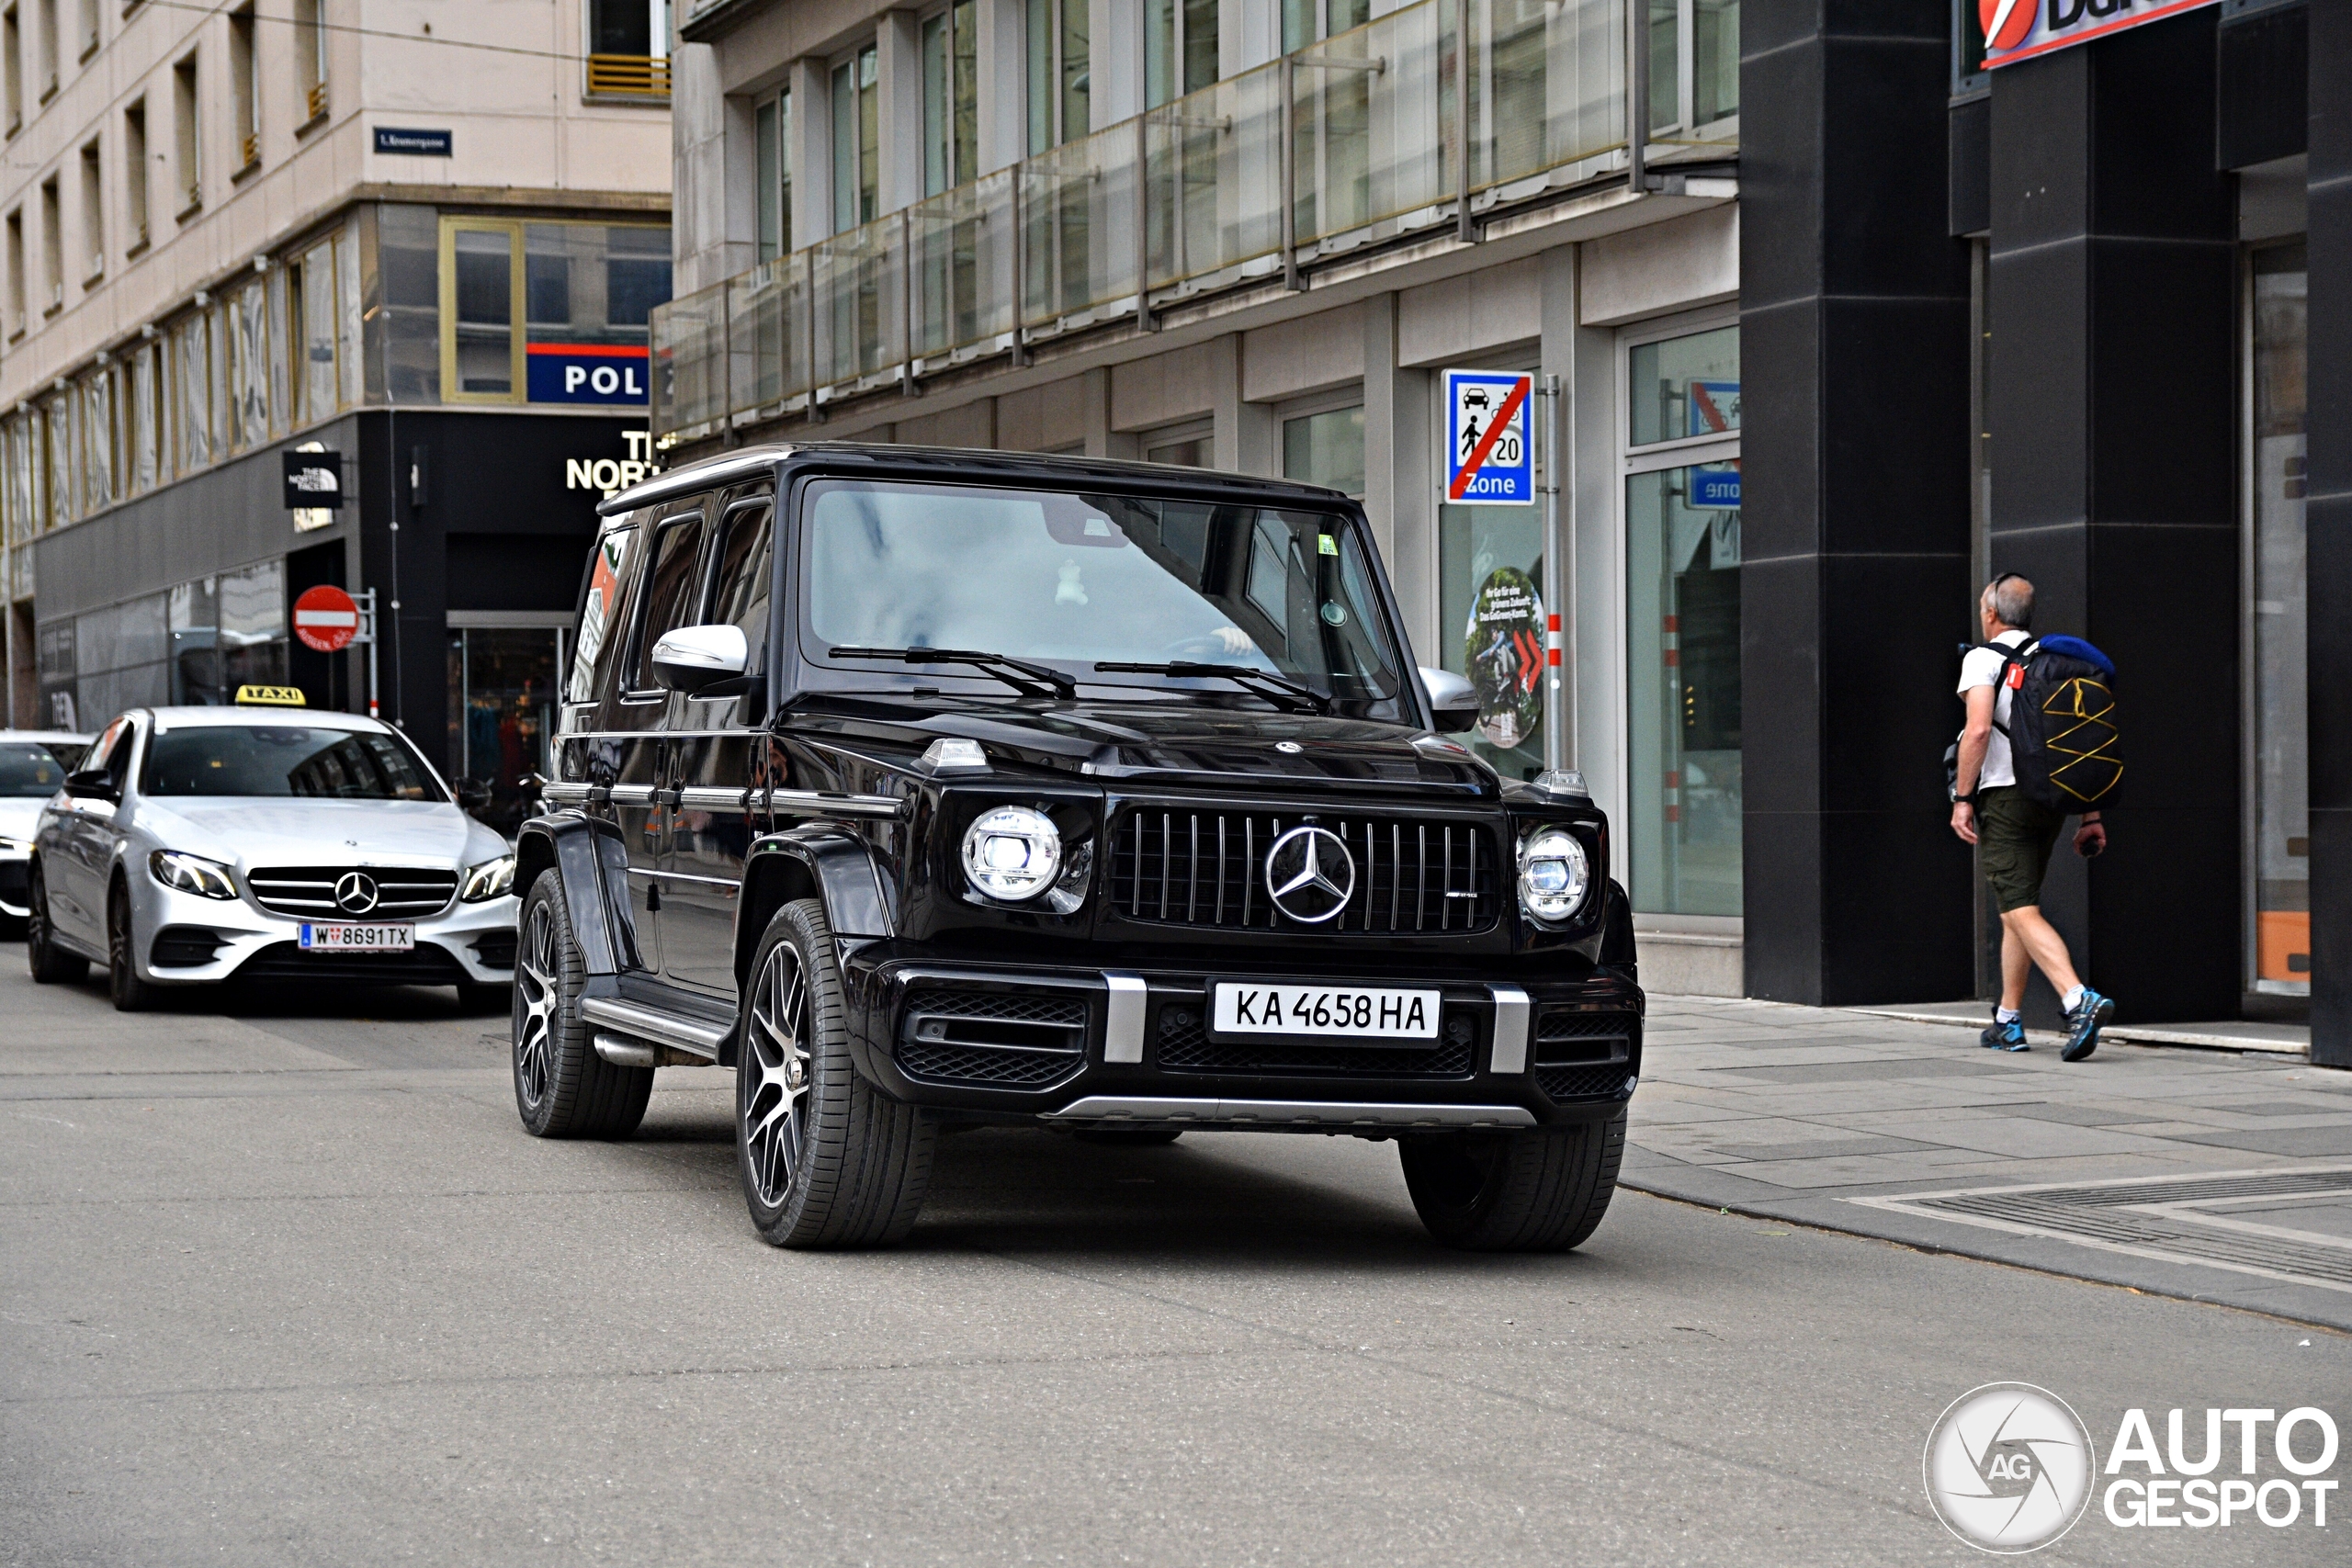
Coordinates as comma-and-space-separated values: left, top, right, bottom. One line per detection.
0, 741, 73, 798
802, 480, 1405, 704
142, 726, 446, 801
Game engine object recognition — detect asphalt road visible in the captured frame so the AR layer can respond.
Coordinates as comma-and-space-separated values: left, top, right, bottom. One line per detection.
3, 963, 2346, 1567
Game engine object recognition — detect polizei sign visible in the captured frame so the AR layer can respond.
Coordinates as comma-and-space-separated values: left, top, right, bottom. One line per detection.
1982, 0, 2224, 68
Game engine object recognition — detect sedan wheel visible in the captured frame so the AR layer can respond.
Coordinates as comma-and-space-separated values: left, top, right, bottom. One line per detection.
511, 869, 651, 1139
25, 863, 87, 985
107, 881, 158, 1012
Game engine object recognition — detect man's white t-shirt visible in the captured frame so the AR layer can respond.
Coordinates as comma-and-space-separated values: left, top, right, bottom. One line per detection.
1957, 628, 2032, 790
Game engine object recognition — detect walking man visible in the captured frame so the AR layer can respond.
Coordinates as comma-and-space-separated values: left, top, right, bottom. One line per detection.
1950, 574, 2114, 1061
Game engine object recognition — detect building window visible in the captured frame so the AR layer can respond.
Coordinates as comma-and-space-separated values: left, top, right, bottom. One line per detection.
1644, 0, 1739, 136
172, 308, 211, 468
229, 6, 257, 173
831, 45, 878, 232
1281, 401, 1365, 496
1283, 0, 1369, 53
122, 100, 146, 251
754, 88, 790, 260
437, 218, 670, 406
172, 52, 198, 214
586, 0, 671, 98
1438, 364, 1545, 783
4, 6, 21, 134
922, 0, 978, 197
1623, 320, 1741, 916
4, 207, 23, 335
2249, 242, 2307, 992
1952, 0, 1988, 96
442, 219, 525, 401
34, 0, 53, 100
292, 235, 338, 423
295, 0, 327, 120
1146, 0, 1217, 109
1025, 0, 1088, 153
226, 276, 271, 448
1144, 420, 1211, 467
72, 0, 90, 59
75, 136, 98, 280
37, 173, 58, 313
129, 339, 159, 494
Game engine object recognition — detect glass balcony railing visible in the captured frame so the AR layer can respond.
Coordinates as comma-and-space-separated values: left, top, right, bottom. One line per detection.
651, 0, 1735, 440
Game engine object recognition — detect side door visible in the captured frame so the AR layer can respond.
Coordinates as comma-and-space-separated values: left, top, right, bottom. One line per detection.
52, 716, 134, 942
605, 495, 714, 976
662, 487, 775, 996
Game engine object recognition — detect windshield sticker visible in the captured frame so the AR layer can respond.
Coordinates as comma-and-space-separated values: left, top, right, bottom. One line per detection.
1464, 566, 1544, 751
1056, 560, 1089, 606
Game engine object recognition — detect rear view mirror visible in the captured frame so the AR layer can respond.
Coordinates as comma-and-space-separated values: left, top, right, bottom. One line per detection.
650, 624, 751, 694
1419, 666, 1480, 735
454, 778, 492, 812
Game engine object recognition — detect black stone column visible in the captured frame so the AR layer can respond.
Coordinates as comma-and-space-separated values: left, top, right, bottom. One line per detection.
2309, 5, 2352, 1067
1740, 1, 1976, 1004
1986, 14, 2239, 1027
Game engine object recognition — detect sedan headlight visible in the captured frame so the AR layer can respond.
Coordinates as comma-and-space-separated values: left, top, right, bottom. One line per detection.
460, 854, 517, 903
151, 850, 238, 901
962, 806, 1062, 902
1517, 828, 1589, 926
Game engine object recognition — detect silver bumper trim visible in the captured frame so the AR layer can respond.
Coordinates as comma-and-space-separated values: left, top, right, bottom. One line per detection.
1042, 1096, 1537, 1129
1487, 983, 1531, 1075
1101, 972, 1148, 1064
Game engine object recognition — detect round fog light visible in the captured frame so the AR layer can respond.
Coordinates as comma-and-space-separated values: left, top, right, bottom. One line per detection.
962, 806, 1062, 902
1517, 829, 1589, 926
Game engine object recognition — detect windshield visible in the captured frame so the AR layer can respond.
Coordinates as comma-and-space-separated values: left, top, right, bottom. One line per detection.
142, 726, 447, 801
801, 480, 1405, 705
0, 741, 74, 798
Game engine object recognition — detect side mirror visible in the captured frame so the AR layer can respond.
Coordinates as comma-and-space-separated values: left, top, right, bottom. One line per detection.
650, 624, 750, 695
1419, 666, 1480, 735
62, 768, 119, 803
454, 777, 492, 812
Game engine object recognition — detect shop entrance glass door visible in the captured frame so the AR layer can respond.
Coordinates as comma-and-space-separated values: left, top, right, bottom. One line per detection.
447, 626, 563, 838
2249, 244, 2307, 994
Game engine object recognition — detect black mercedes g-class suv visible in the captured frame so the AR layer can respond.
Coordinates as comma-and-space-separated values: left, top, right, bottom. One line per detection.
514, 443, 1642, 1252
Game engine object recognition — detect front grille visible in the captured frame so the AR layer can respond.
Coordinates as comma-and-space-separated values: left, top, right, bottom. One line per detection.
247, 865, 460, 919
1109, 808, 1502, 933
1153, 1001, 1478, 1077
229, 941, 470, 987
896, 987, 1088, 1090
1538, 1010, 1641, 1043
1537, 1063, 1634, 1100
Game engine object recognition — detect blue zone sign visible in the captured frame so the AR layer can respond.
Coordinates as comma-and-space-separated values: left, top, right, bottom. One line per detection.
527, 346, 650, 405
1691, 467, 1741, 509
1442, 369, 1533, 506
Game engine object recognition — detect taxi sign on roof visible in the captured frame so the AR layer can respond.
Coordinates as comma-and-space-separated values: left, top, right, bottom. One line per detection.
1443, 370, 1533, 506
234, 685, 307, 707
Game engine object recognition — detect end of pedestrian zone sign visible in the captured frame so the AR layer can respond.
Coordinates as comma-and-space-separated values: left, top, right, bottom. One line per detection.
1442, 369, 1534, 506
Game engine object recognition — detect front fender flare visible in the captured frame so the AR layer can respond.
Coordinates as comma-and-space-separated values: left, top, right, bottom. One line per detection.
514, 812, 642, 976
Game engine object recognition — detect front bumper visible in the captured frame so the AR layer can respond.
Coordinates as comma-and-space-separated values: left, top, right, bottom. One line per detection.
131, 876, 520, 987
839, 951, 1644, 1130
0, 848, 28, 919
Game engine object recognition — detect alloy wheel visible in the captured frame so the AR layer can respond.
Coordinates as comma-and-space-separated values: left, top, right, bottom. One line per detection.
741, 942, 813, 1210
514, 900, 558, 1109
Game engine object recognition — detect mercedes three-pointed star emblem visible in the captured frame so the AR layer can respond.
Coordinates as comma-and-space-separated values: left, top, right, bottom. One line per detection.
1264, 825, 1355, 924
334, 871, 380, 916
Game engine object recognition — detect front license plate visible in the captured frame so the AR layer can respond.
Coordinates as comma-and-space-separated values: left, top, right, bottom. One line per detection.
298, 922, 415, 953
1210, 982, 1442, 1040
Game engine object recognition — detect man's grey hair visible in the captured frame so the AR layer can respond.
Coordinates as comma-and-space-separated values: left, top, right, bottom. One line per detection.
1984, 574, 2034, 630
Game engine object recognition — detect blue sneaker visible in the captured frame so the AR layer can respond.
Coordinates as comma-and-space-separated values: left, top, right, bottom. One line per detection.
1979, 1013, 2028, 1052
2062, 989, 2113, 1063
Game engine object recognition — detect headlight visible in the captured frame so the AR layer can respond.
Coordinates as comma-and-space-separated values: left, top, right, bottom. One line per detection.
460, 854, 517, 903
151, 850, 238, 900
1517, 828, 1589, 926
962, 806, 1062, 902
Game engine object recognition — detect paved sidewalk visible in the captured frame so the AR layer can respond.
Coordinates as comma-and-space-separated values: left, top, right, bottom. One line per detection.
1623, 996, 2352, 1331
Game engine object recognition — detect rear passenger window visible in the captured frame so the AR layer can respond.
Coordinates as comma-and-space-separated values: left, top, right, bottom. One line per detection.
709, 498, 774, 653
629, 509, 707, 693
569, 521, 637, 704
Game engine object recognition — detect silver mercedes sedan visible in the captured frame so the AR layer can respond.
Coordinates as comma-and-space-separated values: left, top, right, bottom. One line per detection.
25, 703, 520, 1010
0, 729, 92, 934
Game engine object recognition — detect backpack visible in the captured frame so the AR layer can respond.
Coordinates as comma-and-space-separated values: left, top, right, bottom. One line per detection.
1944, 635, 2122, 812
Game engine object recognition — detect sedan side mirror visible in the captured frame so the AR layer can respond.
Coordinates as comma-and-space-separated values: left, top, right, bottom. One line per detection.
1419, 666, 1480, 735
650, 624, 750, 694
454, 777, 492, 812
62, 768, 119, 803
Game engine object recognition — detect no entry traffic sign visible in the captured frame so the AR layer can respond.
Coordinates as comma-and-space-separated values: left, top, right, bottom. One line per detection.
293, 585, 361, 654
1443, 369, 1533, 505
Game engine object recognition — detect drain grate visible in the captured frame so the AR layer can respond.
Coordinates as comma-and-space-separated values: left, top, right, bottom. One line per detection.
1849, 1165, 2352, 1294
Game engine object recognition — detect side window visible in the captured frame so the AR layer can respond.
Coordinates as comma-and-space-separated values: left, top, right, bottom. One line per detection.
708, 495, 775, 654
570, 519, 639, 705
98, 720, 139, 789
83, 718, 127, 778
628, 505, 709, 694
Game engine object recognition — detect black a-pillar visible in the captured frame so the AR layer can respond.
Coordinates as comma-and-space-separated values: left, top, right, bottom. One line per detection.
1986, 15, 2238, 1027
1739, 0, 1974, 1004
2308, 5, 2352, 1067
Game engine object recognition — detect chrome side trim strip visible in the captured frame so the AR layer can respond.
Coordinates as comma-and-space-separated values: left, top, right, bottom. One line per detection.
593, 1032, 716, 1068
679, 786, 755, 812
1101, 973, 1148, 1065
605, 784, 658, 806
540, 782, 590, 805
1042, 1097, 1537, 1129
1487, 983, 1532, 1075
770, 787, 902, 820
580, 997, 727, 1058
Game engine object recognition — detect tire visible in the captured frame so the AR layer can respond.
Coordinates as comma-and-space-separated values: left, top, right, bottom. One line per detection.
512, 870, 651, 1139
25, 863, 86, 985
107, 879, 160, 1012
1074, 1128, 1183, 1147
1398, 1112, 1625, 1253
737, 897, 936, 1248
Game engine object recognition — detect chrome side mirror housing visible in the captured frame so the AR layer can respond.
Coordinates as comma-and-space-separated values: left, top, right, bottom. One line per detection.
1419, 665, 1480, 734
650, 625, 750, 694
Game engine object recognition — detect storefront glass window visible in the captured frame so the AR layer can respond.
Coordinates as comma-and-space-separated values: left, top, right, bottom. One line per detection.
1628, 324, 1740, 446
166, 559, 288, 705
1282, 405, 1365, 496
2250, 244, 2307, 991
447, 627, 560, 838
1440, 501, 1544, 781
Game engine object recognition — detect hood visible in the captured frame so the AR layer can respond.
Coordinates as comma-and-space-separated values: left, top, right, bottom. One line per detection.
800, 698, 1499, 797
0, 795, 47, 841
137, 797, 509, 872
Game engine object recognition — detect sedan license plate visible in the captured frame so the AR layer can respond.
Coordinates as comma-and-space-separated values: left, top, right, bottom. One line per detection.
298, 922, 415, 953
1211, 982, 1441, 1040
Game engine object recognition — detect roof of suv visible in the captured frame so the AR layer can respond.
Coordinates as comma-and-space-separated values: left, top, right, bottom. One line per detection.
598, 440, 1355, 518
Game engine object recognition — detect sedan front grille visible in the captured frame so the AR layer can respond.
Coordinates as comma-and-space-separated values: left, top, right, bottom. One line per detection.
1109, 808, 1501, 934
247, 865, 460, 919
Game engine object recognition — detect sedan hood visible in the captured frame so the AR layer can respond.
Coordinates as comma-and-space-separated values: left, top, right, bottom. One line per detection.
137, 797, 508, 871
0, 795, 47, 842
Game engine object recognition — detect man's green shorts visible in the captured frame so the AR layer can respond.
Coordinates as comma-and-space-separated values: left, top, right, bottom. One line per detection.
1977, 786, 2065, 913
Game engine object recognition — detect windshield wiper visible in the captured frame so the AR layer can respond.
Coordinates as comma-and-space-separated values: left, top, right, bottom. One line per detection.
1093, 660, 1331, 715
830, 646, 1077, 701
